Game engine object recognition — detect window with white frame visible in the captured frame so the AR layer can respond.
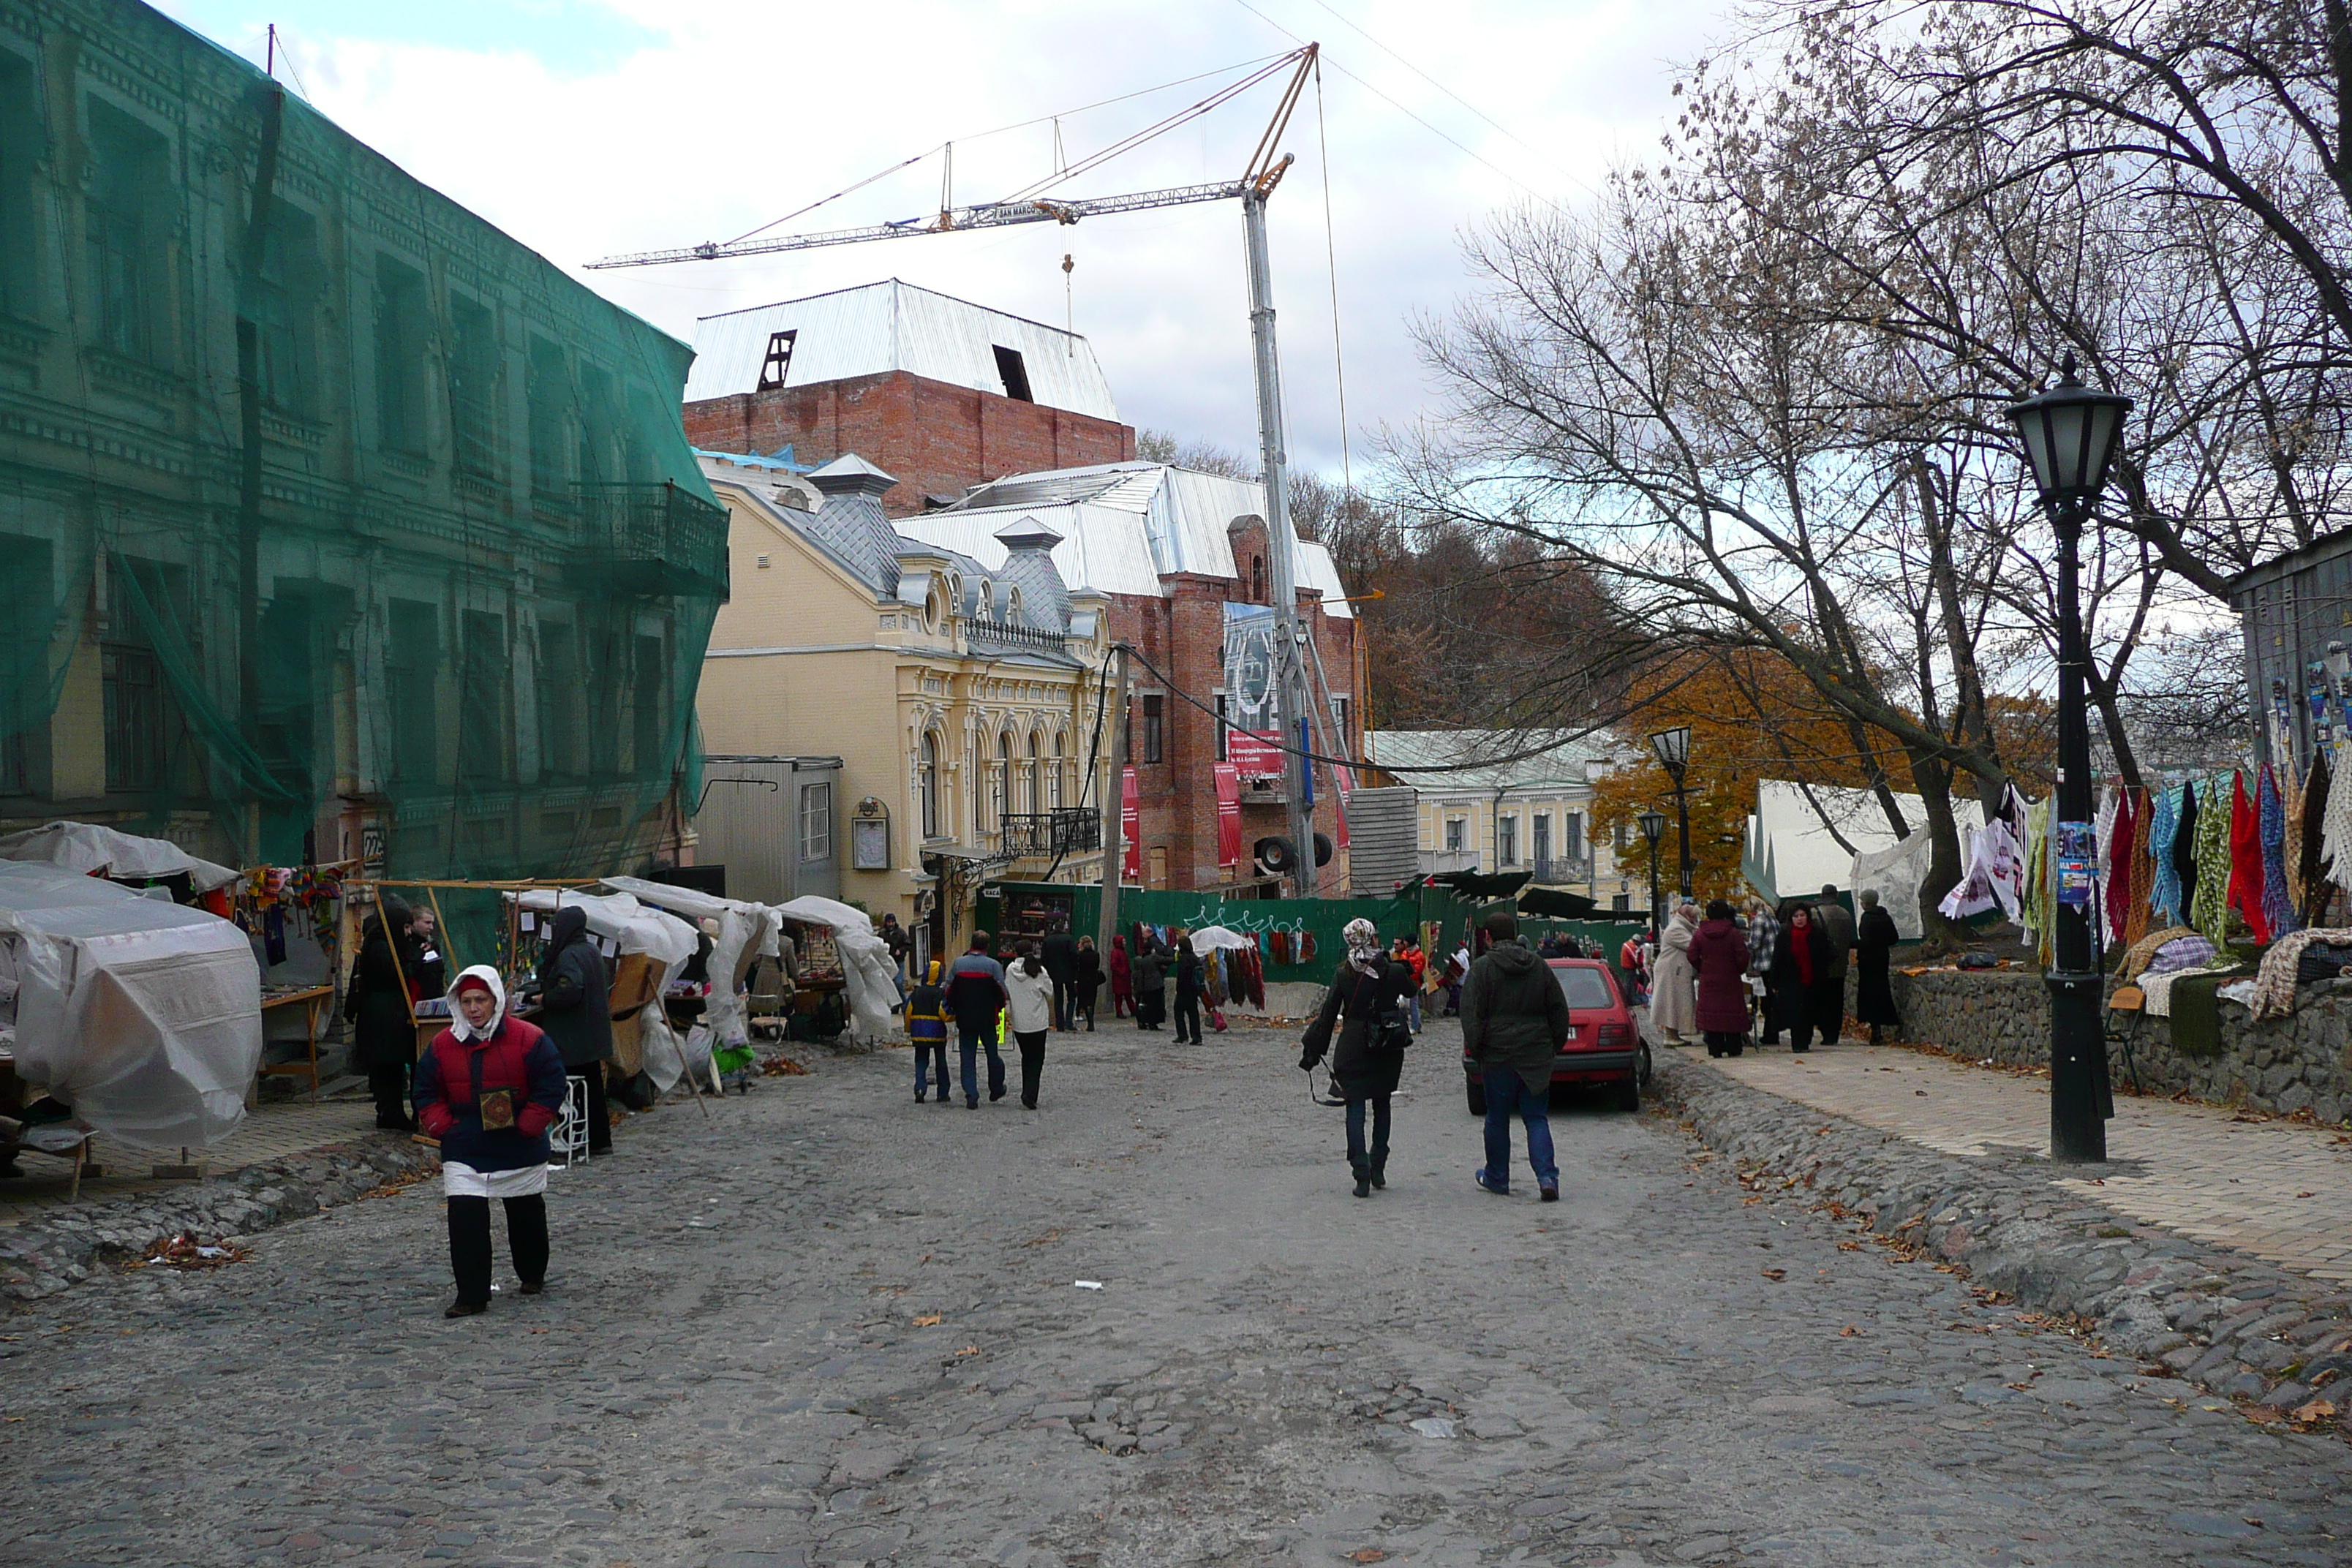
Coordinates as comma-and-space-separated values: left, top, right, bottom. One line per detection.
799, 781, 832, 862
1444, 816, 1466, 852
1499, 813, 1518, 865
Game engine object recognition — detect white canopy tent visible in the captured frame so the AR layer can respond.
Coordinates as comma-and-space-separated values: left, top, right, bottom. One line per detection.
775, 895, 900, 1044
0, 821, 240, 893
513, 888, 703, 1093
599, 875, 779, 1064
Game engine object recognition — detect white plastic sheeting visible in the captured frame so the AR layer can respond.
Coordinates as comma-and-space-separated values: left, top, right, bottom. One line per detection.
0, 821, 240, 893
0, 861, 263, 1149
1185, 924, 1254, 952
600, 876, 778, 1061
774, 895, 900, 1043
514, 889, 702, 1093
1850, 832, 1938, 941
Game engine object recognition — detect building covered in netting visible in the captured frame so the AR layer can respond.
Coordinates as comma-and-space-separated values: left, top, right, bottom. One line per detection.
0, 0, 727, 878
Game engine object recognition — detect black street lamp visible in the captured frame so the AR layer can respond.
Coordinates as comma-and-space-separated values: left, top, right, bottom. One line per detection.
1637, 808, 1667, 932
1648, 726, 1695, 897
2004, 352, 2133, 1164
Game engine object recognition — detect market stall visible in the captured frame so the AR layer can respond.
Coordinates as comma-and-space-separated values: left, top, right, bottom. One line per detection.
600, 876, 778, 1088
0, 860, 263, 1151
775, 895, 900, 1044
510, 886, 702, 1093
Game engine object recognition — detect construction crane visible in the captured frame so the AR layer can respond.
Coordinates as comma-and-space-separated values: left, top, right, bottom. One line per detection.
592, 45, 1333, 898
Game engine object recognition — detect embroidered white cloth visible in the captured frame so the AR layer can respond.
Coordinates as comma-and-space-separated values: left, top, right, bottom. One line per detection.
442, 1159, 549, 1200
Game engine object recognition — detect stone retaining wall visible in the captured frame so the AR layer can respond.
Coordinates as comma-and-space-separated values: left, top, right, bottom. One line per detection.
1860, 968, 2352, 1127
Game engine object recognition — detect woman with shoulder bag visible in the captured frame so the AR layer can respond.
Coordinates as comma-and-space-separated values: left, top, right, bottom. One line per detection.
530, 904, 613, 1155
1298, 919, 1417, 1199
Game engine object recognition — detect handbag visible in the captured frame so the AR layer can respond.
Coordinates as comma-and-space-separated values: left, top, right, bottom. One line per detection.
1207, 1007, 1227, 1032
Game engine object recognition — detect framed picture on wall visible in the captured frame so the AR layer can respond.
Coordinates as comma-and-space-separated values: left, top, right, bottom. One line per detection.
851, 797, 891, 870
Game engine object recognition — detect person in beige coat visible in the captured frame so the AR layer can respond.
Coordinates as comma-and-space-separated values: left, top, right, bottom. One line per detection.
1648, 902, 1700, 1043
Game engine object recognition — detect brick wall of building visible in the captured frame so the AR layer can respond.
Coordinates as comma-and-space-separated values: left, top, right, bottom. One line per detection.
684, 371, 1137, 515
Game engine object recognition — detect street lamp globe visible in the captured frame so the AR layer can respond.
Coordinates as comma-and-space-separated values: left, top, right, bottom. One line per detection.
1647, 725, 1692, 776
2002, 353, 2132, 514
1636, 809, 1666, 845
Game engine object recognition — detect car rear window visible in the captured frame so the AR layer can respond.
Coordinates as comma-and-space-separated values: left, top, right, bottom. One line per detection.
1554, 967, 1616, 1010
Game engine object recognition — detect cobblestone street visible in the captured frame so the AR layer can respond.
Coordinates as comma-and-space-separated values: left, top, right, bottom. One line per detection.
4, 1020, 2345, 1568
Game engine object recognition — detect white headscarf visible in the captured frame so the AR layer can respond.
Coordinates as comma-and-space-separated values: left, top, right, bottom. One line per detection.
1342, 917, 1386, 976
446, 963, 508, 1043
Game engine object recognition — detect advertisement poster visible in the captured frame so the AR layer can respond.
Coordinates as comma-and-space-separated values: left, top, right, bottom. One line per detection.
2055, 819, 2095, 908
1121, 765, 1141, 881
1214, 763, 1241, 867
1226, 728, 1285, 780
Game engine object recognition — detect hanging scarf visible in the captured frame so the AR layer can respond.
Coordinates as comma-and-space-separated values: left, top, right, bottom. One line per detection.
2259, 764, 2296, 944
2174, 780, 2204, 924
2095, 783, 2120, 939
2146, 784, 2182, 927
2225, 770, 2267, 944
2190, 776, 2234, 945
2301, 749, 2334, 921
2103, 785, 2136, 944
2323, 753, 2352, 918
2125, 786, 2155, 946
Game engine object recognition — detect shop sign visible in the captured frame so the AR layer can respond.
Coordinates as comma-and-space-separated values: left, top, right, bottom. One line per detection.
1227, 729, 1285, 779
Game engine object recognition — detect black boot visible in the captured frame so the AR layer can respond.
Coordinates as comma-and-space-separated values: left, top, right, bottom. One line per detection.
1353, 1176, 1371, 1199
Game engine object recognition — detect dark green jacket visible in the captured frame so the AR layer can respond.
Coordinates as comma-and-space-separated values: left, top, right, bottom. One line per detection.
1460, 939, 1571, 1085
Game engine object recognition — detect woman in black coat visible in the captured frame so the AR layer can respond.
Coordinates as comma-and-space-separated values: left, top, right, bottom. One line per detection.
1299, 919, 1417, 1199
1765, 902, 1841, 1053
1853, 889, 1903, 1044
1171, 937, 1205, 1043
1071, 936, 1103, 1031
532, 905, 614, 1155
347, 900, 418, 1131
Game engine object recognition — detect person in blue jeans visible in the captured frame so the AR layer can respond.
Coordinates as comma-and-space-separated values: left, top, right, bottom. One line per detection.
942, 932, 1011, 1109
1459, 909, 1571, 1200
1299, 919, 1417, 1198
905, 960, 951, 1103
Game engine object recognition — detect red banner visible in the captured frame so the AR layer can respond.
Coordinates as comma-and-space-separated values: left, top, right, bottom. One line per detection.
1215, 763, 1241, 867
1121, 765, 1141, 881
1227, 729, 1284, 780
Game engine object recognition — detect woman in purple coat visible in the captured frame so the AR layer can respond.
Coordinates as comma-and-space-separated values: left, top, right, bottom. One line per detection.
1687, 899, 1754, 1059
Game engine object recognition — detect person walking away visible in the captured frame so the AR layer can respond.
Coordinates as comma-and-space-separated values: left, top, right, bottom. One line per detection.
1460, 910, 1572, 1200
943, 932, 1011, 1107
346, 898, 420, 1131
1071, 936, 1102, 1031
1131, 939, 1168, 1031
880, 914, 911, 989
1744, 898, 1781, 1045
1298, 918, 1416, 1198
531, 905, 614, 1156
1005, 942, 1055, 1108
413, 967, 566, 1317
1649, 902, 1699, 1046
906, 960, 950, 1102
1815, 884, 1855, 1043
1767, 904, 1839, 1053
1688, 900, 1753, 1058
1109, 934, 1134, 1019
1854, 889, 1904, 1044
1041, 922, 1079, 1032
1170, 937, 1205, 1043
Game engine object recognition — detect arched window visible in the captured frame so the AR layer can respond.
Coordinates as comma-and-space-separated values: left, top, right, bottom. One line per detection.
995, 730, 1012, 834
919, 732, 940, 840
1251, 554, 1266, 603
1050, 733, 1065, 807
1026, 731, 1042, 814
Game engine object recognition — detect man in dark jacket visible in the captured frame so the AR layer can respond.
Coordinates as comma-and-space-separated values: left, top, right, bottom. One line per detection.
1460, 911, 1572, 1200
347, 898, 418, 1131
532, 905, 613, 1155
1816, 884, 1855, 1040
943, 932, 1011, 1109
1041, 922, 1079, 1031
1130, 938, 1168, 1031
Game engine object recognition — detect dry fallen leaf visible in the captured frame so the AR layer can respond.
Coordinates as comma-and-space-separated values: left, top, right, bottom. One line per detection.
1837, 1240, 1863, 1251
2291, 1398, 2336, 1423
2297, 1191, 2316, 1199
1839, 1325, 1858, 1338
1761, 1268, 1787, 1281
1347, 1553, 1387, 1564
913, 1314, 941, 1327
955, 1345, 980, 1356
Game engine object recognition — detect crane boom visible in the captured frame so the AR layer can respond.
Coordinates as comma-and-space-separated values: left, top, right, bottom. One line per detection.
586, 179, 1252, 270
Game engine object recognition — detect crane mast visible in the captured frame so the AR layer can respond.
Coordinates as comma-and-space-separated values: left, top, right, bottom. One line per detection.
594, 45, 1331, 897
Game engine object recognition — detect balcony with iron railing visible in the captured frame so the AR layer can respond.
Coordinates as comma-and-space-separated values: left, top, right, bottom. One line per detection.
968, 619, 1070, 654
1529, 855, 1593, 886
999, 807, 1104, 859
559, 480, 731, 599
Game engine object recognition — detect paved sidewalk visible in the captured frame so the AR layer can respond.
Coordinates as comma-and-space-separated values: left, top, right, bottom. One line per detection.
0, 1098, 390, 1227
1694, 1040, 2352, 1284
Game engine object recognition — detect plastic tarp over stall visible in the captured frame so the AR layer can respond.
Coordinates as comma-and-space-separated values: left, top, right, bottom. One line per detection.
774, 896, 900, 1043
0, 862, 262, 1149
1852, 832, 1936, 941
0, 822, 241, 893
600, 875, 777, 1062
515, 889, 701, 1093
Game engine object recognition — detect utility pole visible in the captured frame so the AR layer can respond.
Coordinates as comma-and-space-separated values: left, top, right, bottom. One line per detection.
1243, 174, 1314, 896
1096, 643, 1129, 955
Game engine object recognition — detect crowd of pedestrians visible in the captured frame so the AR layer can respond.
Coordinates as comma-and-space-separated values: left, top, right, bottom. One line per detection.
1637, 882, 1905, 1055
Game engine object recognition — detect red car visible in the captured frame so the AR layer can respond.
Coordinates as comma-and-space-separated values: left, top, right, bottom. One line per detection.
1462, 958, 1646, 1115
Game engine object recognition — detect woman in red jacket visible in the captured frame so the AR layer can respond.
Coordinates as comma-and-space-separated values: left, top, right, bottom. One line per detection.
1687, 900, 1753, 1058
414, 966, 568, 1318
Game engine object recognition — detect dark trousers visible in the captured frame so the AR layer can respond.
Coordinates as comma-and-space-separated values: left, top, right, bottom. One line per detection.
1172, 992, 1201, 1042
369, 1059, 411, 1129
1075, 990, 1097, 1030
1136, 990, 1165, 1029
1345, 1095, 1390, 1180
1014, 1029, 1047, 1106
447, 1193, 548, 1305
913, 1037, 950, 1097
1049, 977, 1073, 1031
959, 1020, 1006, 1105
1754, 979, 1779, 1044
579, 1064, 611, 1154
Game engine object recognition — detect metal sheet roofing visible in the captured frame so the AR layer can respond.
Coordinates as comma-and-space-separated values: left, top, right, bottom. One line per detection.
686, 279, 1120, 420
1364, 729, 1624, 792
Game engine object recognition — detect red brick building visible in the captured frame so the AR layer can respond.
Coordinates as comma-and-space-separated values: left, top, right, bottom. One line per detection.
682, 280, 1135, 515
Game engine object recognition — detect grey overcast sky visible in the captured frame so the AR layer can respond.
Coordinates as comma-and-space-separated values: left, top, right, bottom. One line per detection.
158, 0, 1727, 480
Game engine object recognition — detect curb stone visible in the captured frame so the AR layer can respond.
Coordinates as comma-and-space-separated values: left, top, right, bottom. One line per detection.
1648, 1049, 2352, 1433
0, 1133, 440, 1305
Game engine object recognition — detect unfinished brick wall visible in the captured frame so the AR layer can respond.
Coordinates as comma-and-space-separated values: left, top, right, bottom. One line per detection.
685, 371, 1137, 515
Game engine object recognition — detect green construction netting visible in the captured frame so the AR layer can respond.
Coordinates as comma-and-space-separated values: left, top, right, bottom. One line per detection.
0, 0, 725, 878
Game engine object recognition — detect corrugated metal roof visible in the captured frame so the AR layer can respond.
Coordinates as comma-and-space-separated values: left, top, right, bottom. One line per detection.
892, 503, 1165, 600
685, 279, 1120, 420
1364, 729, 1624, 791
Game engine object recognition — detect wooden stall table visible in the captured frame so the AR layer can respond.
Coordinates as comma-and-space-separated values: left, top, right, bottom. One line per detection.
257, 984, 335, 1100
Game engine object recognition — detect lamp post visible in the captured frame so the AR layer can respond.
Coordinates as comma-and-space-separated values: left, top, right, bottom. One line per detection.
2003, 352, 2133, 1164
1648, 726, 1694, 897
1637, 808, 1667, 932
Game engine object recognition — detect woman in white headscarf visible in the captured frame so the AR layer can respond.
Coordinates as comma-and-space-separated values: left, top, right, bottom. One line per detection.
1648, 902, 1700, 1044
414, 965, 568, 1318
1298, 919, 1416, 1199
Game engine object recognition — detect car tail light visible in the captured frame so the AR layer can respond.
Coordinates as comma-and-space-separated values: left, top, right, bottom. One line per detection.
1596, 1020, 1632, 1049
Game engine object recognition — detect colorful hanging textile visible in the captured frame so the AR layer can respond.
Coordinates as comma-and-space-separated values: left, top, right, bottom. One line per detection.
2125, 787, 2155, 946
2023, 796, 2053, 965
2190, 776, 2234, 944
2147, 783, 2183, 927
2225, 771, 2267, 944
2174, 780, 2204, 924
2260, 764, 2296, 943
2103, 785, 2136, 943
2095, 782, 2121, 939
2300, 749, 2333, 921
2323, 752, 2352, 914
2284, 758, 2309, 914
